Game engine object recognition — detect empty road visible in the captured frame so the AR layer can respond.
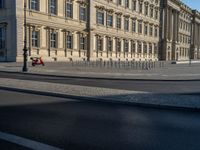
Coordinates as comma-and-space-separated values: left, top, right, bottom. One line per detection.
0, 89, 200, 150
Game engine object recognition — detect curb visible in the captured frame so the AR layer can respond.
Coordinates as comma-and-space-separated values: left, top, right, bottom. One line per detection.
0, 70, 200, 82
0, 86, 200, 112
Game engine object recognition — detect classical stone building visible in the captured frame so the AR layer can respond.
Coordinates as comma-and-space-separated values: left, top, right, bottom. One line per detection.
0, 0, 199, 62
159, 0, 200, 61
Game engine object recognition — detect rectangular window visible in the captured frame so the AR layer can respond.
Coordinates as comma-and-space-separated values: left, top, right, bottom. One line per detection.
132, 0, 136, 11
132, 42, 136, 53
132, 20, 136, 32
66, 34, 73, 49
155, 10, 158, 19
124, 40, 129, 52
138, 43, 142, 53
116, 16, 121, 29
80, 36, 86, 50
145, 5, 148, 16
149, 26, 153, 36
97, 11, 104, 25
155, 28, 158, 37
117, 0, 122, 5
150, 8, 154, 18
139, 3, 143, 13
124, 18, 129, 31
149, 43, 152, 54
49, 0, 57, 15
50, 32, 57, 48
0, 0, 4, 9
107, 38, 112, 51
116, 39, 121, 52
107, 15, 113, 27
96, 38, 103, 51
32, 31, 39, 47
125, 0, 129, 8
138, 22, 142, 34
80, 6, 86, 21
143, 43, 147, 53
144, 24, 148, 35
66, 3, 73, 18
0, 27, 5, 49
31, 0, 39, 11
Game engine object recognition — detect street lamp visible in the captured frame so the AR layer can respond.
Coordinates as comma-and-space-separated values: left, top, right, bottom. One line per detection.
22, 1, 28, 72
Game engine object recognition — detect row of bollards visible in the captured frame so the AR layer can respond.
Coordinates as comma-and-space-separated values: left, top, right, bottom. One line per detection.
70, 60, 166, 70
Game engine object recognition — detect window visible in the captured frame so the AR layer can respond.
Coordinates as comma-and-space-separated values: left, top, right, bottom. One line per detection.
124, 40, 129, 52
125, 0, 129, 8
124, 18, 129, 31
66, 34, 73, 49
107, 38, 112, 52
80, 36, 87, 50
155, 9, 158, 19
66, 2, 73, 18
154, 43, 158, 54
150, 7, 154, 18
49, 0, 57, 15
149, 43, 152, 54
31, 0, 39, 11
32, 31, 39, 47
131, 42, 136, 53
0, 27, 5, 49
149, 25, 153, 36
138, 43, 142, 53
50, 32, 57, 48
80, 6, 86, 21
144, 24, 148, 35
117, 0, 122, 5
145, 4, 148, 16
132, 0, 136, 11
116, 39, 121, 52
97, 11, 104, 25
132, 20, 136, 32
155, 27, 158, 37
116, 16, 121, 29
143, 43, 147, 54
0, 0, 4, 9
139, 2, 143, 13
96, 37, 103, 51
107, 15, 113, 27
138, 22, 142, 34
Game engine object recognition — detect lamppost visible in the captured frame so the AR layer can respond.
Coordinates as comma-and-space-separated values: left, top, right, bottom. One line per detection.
22, 1, 28, 72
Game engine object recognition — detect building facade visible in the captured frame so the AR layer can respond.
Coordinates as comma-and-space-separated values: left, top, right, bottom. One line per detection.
0, 0, 199, 62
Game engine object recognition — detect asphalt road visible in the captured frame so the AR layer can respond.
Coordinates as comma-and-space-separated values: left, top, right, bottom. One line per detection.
1, 89, 200, 150
0, 71, 200, 94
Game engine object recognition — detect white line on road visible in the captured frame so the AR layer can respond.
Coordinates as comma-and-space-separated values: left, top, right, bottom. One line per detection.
0, 131, 64, 150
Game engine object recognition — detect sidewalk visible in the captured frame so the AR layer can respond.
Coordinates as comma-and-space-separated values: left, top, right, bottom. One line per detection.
0, 62, 200, 80
0, 62, 200, 109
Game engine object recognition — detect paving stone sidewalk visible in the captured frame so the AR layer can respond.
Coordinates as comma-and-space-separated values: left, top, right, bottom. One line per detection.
0, 62, 200, 80
0, 78, 200, 109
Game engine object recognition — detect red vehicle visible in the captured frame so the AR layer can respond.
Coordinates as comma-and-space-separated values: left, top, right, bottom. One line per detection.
30, 57, 45, 66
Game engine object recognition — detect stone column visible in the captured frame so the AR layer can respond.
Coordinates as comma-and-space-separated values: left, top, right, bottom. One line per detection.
169, 8, 173, 41
176, 11, 180, 42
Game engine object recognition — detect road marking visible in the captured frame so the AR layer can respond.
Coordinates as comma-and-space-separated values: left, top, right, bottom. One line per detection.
0, 131, 63, 150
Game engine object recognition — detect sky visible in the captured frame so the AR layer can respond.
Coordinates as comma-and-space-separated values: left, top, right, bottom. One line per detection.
182, 0, 200, 11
